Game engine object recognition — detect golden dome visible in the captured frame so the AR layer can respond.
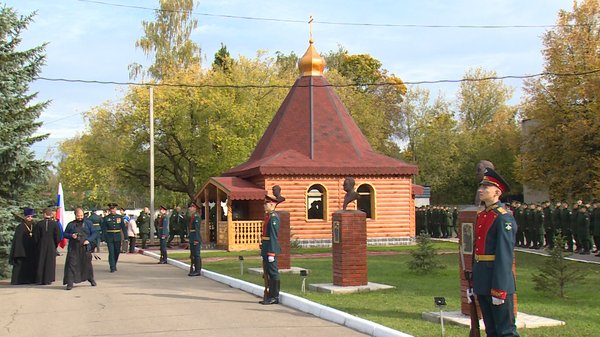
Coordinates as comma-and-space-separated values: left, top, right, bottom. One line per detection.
298, 38, 326, 76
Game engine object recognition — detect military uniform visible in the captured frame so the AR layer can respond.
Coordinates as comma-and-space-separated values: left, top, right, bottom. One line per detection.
576, 207, 591, 254
560, 204, 573, 252
137, 210, 151, 249
472, 168, 519, 337
532, 206, 544, 249
260, 198, 281, 305
187, 204, 202, 276
101, 204, 127, 272
592, 202, 600, 256
88, 210, 103, 252
158, 207, 169, 264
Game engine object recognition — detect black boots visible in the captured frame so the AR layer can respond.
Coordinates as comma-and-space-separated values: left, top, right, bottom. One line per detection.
188, 256, 201, 276
260, 279, 280, 305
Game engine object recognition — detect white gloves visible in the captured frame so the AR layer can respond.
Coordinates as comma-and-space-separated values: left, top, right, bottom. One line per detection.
492, 297, 505, 305
267, 255, 275, 263
466, 288, 474, 304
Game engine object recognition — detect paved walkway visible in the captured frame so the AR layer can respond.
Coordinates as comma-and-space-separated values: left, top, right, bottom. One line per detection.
0, 250, 370, 337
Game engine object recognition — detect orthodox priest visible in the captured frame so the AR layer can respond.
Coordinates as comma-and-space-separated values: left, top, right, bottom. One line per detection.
9, 208, 38, 285
63, 208, 98, 290
34, 208, 61, 285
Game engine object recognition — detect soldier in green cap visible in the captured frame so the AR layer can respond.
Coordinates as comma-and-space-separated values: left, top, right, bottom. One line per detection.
259, 196, 281, 305
88, 209, 103, 253
576, 204, 591, 255
187, 202, 202, 276
592, 200, 600, 256
157, 206, 169, 264
101, 203, 127, 272
560, 202, 573, 252
137, 207, 151, 249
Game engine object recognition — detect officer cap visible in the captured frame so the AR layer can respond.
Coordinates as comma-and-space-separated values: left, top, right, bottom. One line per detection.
480, 168, 510, 193
160, 205, 167, 211
264, 195, 277, 204
24, 208, 35, 216
107, 203, 118, 209
188, 201, 198, 209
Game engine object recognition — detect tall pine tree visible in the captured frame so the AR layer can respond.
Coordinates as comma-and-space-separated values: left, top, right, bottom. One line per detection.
0, 6, 50, 278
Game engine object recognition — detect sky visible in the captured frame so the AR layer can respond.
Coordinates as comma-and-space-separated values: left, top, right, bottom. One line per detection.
5, 0, 573, 162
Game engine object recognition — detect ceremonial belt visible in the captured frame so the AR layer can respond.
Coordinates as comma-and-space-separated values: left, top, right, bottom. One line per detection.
92, 223, 101, 226
189, 230, 196, 233
107, 229, 121, 233
262, 236, 270, 240
474, 254, 495, 262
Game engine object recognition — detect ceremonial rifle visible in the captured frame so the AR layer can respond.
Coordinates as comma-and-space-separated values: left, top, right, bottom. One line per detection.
459, 243, 481, 337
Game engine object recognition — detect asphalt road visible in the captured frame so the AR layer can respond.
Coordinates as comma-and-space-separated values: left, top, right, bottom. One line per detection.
0, 250, 368, 337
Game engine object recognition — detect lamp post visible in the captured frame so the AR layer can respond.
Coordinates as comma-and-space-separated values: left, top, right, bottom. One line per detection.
300, 270, 308, 294
434, 296, 447, 337
238, 255, 244, 275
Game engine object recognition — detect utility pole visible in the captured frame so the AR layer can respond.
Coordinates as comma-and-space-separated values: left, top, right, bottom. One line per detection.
149, 86, 155, 244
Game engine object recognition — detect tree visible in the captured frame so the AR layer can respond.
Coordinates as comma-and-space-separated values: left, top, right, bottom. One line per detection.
532, 234, 586, 298
0, 6, 51, 277
407, 233, 445, 273
213, 42, 233, 73
133, 0, 200, 80
520, 0, 600, 200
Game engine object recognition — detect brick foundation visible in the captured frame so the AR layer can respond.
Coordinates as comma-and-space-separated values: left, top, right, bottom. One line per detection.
332, 210, 368, 286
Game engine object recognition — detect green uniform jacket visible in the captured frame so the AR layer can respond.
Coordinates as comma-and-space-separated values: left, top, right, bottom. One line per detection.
101, 214, 127, 242
593, 208, 600, 236
187, 213, 201, 243
137, 211, 151, 235
261, 211, 281, 257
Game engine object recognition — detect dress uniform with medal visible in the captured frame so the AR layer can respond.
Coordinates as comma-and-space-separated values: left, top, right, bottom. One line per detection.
101, 203, 127, 272
471, 168, 520, 337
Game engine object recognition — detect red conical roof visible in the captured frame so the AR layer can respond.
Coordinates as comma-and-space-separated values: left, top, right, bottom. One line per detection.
223, 75, 417, 178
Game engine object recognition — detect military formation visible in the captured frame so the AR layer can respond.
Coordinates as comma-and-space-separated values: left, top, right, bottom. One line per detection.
415, 205, 459, 239
509, 199, 600, 256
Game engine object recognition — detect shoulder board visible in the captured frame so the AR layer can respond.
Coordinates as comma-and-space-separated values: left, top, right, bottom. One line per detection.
496, 207, 507, 214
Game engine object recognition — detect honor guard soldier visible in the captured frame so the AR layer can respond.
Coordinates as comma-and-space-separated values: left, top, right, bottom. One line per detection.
88, 209, 103, 252
470, 168, 519, 337
157, 206, 169, 264
187, 202, 202, 276
259, 196, 281, 305
101, 203, 127, 272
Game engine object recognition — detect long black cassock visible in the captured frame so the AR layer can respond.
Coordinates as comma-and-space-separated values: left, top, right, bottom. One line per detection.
9, 220, 37, 285
34, 219, 61, 285
63, 219, 98, 286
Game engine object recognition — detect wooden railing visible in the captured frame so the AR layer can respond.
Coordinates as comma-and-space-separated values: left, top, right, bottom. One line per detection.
219, 220, 263, 251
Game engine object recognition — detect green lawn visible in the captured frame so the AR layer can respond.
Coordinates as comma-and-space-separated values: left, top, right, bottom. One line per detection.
174, 244, 600, 337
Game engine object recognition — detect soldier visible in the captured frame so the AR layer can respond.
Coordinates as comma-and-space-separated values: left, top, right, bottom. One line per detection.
551, 201, 562, 250
470, 168, 519, 337
523, 203, 534, 248
137, 207, 151, 249
560, 202, 574, 252
576, 204, 591, 255
187, 202, 202, 276
542, 201, 554, 249
513, 202, 524, 247
571, 203, 581, 252
592, 200, 600, 256
452, 207, 459, 238
119, 208, 130, 253
167, 206, 186, 247
88, 209, 103, 253
157, 206, 169, 264
101, 203, 127, 272
259, 196, 281, 305
533, 204, 544, 249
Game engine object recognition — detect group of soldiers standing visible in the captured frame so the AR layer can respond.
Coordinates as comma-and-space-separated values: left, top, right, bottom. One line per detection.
509, 199, 600, 256
415, 205, 459, 239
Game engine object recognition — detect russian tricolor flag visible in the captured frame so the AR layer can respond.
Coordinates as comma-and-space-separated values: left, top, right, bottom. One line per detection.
56, 183, 67, 248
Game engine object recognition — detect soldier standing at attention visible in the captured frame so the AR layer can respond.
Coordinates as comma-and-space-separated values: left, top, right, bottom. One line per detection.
101, 203, 127, 272
158, 206, 169, 264
560, 202, 573, 252
260, 196, 281, 305
592, 201, 600, 256
576, 204, 591, 255
187, 202, 202, 276
470, 168, 519, 337
137, 207, 151, 249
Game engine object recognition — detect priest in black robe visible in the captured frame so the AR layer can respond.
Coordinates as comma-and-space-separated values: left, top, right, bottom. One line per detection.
9, 208, 38, 285
63, 208, 98, 290
34, 208, 61, 285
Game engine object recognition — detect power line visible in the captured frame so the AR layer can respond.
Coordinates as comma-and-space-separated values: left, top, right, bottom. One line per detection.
35, 69, 600, 89
77, 0, 591, 29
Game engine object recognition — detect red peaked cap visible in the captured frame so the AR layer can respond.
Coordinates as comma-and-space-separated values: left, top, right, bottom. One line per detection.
480, 168, 510, 194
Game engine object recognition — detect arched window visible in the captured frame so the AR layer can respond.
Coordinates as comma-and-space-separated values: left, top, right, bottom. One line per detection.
357, 184, 374, 219
307, 184, 326, 220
